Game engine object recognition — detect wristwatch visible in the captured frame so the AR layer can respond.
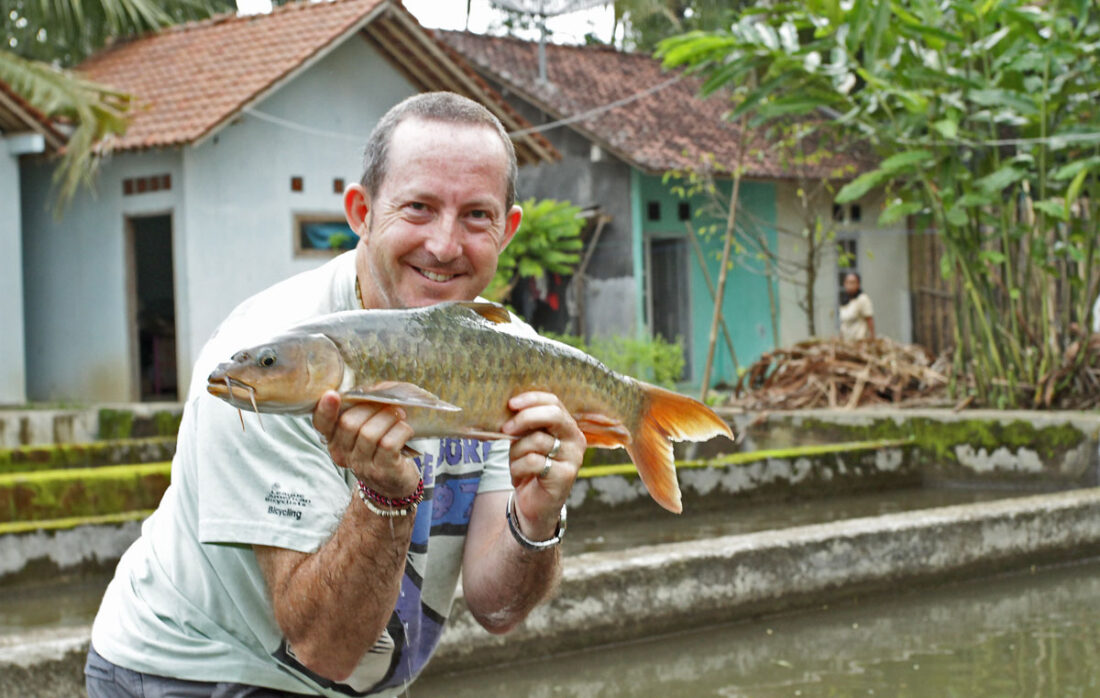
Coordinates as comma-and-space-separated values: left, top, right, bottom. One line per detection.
505, 491, 567, 551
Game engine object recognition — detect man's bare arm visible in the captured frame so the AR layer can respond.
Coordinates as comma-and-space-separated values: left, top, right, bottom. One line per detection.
254, 500, 411, 680
254, 391, 421, 681
461, 392, 584, 633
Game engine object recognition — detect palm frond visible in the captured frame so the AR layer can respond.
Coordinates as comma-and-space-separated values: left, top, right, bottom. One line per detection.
5, 0, 236, 65
0, 49, 131, 209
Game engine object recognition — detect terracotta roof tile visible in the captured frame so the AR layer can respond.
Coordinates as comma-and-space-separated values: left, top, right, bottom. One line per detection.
0, 78, 66, 150
439, 31, 862, 179
78, 0, 390, 150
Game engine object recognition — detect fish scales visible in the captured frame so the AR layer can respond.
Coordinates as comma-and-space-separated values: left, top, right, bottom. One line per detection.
329, 309, 640, 437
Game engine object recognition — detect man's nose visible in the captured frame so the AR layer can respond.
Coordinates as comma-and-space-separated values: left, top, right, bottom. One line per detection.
424, 215, 462, 262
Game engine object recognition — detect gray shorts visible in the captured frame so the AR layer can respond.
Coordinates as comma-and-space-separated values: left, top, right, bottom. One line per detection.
85, 644, 306, 697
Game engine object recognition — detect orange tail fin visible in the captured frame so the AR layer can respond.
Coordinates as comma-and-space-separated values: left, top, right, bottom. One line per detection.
624, 382, 734, 514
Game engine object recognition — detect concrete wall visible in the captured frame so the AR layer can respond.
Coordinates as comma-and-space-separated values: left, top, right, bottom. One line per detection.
776, 183, 912, 346
487, 79, 639, 340
20, 36, 418, 402
0, 138, 27, 404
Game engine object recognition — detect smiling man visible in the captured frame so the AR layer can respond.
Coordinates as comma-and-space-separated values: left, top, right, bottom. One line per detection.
85, 93, 584, 697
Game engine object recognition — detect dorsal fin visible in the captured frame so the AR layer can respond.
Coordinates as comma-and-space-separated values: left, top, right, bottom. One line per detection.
450, 301, 512, 325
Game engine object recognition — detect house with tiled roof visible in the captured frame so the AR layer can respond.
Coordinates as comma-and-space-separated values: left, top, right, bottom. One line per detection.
440, 31, 913, 386
1, 79, 65, 404
17, 0, 556, 403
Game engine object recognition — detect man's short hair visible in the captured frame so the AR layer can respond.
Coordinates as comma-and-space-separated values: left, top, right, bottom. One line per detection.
360, 92, 518, 211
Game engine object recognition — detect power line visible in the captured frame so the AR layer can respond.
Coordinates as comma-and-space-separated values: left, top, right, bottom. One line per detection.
241, 107, 366, 143
506, 74, 685, 136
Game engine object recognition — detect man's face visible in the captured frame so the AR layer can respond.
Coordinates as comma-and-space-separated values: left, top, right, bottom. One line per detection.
347, 118, 521, 310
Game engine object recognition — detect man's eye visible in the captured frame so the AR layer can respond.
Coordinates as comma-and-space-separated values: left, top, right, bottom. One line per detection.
469, 210, 491, 220
408, 202, 427, 211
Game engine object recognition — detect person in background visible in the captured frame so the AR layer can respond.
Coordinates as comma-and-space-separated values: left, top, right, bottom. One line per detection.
839, 272, 875, 341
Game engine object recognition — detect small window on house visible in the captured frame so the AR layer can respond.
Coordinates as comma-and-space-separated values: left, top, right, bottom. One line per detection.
678, 202, 691, 221
295, 214, 359, 257
832, 203, 844, 222
849, 204, 862, 222
647, 201, 661, 221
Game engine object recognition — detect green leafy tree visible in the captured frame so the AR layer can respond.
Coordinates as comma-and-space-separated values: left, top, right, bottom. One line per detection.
659, 0, 1100, 408
1, 0, 238, 207
486, 197, 585, 302
611, 0, 742, 51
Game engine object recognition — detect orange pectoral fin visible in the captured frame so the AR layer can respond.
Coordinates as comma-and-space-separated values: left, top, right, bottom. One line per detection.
343, 381, 462, 412
575, 413, 631, 449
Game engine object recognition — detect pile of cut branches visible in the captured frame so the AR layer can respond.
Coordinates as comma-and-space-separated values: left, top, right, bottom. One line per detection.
730, 337, 948, 410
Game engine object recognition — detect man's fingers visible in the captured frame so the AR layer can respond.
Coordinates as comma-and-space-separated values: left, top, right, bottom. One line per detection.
312, 390, 342, 438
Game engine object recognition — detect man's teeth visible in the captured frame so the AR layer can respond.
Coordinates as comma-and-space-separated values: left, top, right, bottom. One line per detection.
420, 269, 455, 282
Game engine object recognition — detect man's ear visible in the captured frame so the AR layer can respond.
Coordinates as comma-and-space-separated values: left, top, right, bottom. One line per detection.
499, 204, 523, 250
344, 183, 370, 237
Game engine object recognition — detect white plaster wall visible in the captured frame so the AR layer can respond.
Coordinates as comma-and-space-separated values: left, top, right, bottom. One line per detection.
20, 150, 183, 402
775, 183, 912, 346
775, 181, 841, 346
853, 189, 912, 344
177, 36, 417, 388
0, 144, 26, 404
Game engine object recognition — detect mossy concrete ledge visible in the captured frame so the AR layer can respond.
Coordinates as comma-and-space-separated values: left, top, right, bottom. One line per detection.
570, 440, 916, 515
0, 464, 170, 523
0, 513, 148, 585
0, 403, 183, 449
0, 437, 177, 475
727, 408, 1100, 488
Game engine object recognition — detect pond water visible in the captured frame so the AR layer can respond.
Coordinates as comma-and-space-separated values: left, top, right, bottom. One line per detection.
413, 557, 1100, 697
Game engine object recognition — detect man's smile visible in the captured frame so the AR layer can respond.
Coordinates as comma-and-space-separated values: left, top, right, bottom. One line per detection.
416, 267, 458, 283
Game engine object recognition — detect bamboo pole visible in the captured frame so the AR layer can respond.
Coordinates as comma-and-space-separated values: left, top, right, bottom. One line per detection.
700, 121, 749, 402
684, 221, 740, 374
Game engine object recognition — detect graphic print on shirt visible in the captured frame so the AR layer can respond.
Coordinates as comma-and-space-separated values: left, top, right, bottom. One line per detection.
272, 437, 501, 696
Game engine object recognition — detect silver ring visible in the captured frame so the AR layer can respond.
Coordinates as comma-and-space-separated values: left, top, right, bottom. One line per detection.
539, 456, 553, 479
547, 436, 561, 459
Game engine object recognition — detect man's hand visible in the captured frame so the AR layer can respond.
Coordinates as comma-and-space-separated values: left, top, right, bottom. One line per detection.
312, 390, 421, 499
501, 391, 585, 540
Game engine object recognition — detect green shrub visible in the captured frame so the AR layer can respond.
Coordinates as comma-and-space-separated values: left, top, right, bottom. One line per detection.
545, 332, 685, 388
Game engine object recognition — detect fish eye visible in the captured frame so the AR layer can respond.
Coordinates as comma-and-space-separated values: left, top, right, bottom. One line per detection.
258, 348, 277, 368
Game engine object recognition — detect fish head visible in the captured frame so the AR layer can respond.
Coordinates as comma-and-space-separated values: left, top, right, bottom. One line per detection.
206, 332, 344, 413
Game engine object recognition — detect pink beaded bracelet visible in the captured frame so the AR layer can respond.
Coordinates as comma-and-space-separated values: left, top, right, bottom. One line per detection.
357, 478, 424, 517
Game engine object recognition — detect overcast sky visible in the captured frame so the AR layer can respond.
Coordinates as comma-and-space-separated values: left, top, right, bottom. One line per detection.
236, 0, 618, 44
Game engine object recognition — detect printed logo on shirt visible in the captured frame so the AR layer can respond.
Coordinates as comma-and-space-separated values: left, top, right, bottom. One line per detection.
265, 482, 311, 521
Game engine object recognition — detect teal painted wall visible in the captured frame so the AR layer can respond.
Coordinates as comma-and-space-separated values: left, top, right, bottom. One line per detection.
634, 173, 778, 389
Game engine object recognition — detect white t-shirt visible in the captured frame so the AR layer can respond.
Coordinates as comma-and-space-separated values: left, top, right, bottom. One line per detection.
839, 292, 874, 341
91, 251, 513, 696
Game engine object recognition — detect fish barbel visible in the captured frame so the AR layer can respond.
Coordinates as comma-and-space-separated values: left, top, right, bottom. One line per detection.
207, 301, 732, 513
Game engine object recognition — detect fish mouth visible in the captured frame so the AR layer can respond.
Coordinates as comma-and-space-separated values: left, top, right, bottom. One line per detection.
206, 373, 262, 412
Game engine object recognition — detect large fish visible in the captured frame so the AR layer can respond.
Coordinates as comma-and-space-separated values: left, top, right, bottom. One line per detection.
207, 301, 732, 513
